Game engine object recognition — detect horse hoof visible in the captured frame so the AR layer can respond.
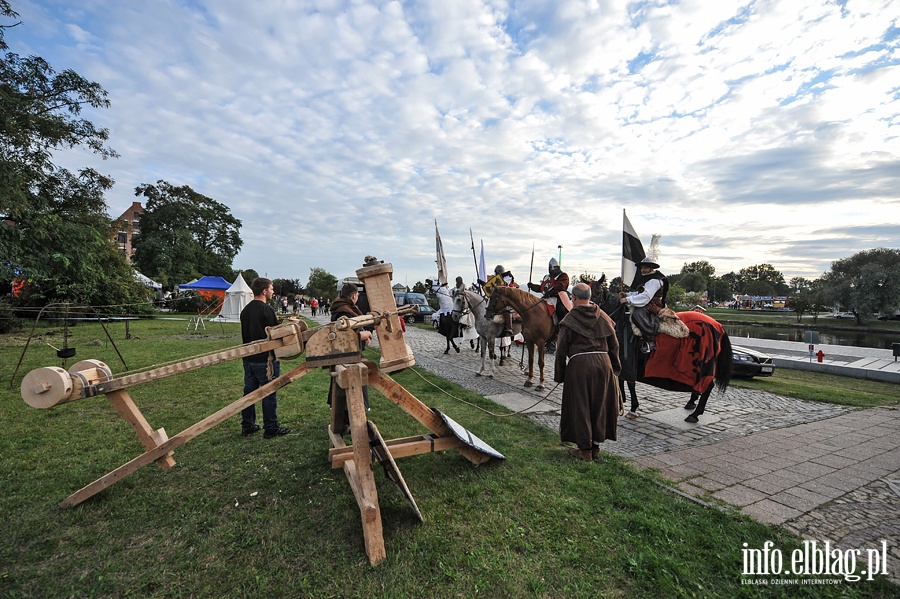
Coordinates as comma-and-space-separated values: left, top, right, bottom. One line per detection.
535, 385, 543, 391
684, 415, 699, 424
475, 373, 482, 377
626, 412, 638, 420
455, 347, 460, 353
487, 375, 493, 379
684, 402, 696, 410
524, 381, 533, 388
444, 349, 449, 355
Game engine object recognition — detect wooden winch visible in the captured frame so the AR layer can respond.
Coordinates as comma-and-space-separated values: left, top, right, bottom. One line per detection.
19, 257, 504, 565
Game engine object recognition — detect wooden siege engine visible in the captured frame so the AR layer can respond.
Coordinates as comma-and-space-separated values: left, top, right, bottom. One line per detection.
19, 256, 504, 565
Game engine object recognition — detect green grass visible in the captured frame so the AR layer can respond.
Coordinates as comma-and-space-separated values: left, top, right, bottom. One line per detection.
731, 368, 900, 408
0, 317, 896, 597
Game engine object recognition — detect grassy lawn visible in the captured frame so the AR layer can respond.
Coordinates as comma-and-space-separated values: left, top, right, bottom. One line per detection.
731, 369, 900, 409
0, 317, 896, 597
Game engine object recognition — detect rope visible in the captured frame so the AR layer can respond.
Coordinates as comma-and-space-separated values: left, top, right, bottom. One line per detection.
407, 365, 560, 417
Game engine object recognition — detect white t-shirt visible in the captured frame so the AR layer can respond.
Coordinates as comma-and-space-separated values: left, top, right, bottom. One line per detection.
625, 278, 662, 308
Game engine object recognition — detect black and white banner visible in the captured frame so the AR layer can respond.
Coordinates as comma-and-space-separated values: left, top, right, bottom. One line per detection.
622, 209, 646, 289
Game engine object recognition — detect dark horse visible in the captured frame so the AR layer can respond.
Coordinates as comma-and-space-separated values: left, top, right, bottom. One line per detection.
436, 311, 461, 354
591, 278, 733, 423
485, 286, 556, 391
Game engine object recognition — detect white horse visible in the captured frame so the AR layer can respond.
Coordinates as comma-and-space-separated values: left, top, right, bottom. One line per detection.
454, 289, 514, 378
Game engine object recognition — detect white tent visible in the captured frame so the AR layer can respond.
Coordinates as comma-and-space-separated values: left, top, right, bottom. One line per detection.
212, 274, 253, 322
134, 271, 162, 290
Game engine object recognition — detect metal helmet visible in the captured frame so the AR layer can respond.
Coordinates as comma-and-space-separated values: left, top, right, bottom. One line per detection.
494, 264, 505, 275
455, 276, 464, 285
549, 257, 559, 269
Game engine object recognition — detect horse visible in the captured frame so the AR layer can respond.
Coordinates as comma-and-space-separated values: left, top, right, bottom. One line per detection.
485, 286, 556, 391
592, 278, 732, 423
454, 289, 516, 378
435, 311, 461, 354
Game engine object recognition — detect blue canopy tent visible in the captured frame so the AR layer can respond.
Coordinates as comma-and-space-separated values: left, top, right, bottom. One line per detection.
178, 276, 232, 312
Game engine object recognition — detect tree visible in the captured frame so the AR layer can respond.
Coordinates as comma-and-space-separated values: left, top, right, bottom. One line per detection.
681, 261, 715, 279
823, 248, 900, 324
737, 264, 787, 295
273, 278, 303, 297
679, 272, 707, 293
412, 281, 427, 294
306, 267, 337, 300
708, 277, 732, 304
236, 268, 259, 286
0, 2, 147, 310
666, 284, 686, 308
133, 180, 242, 288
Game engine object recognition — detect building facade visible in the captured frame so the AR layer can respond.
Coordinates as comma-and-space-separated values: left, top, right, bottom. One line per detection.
114, 201, 144, 262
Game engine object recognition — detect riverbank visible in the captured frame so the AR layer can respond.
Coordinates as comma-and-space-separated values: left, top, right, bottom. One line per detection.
707, 308, 900, 334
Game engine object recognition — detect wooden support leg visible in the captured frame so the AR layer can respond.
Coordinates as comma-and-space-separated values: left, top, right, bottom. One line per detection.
106, 389, 176, 469
366, 364, 489, 465
335, 363, 386, 565
329, 376, 349, 436
59, 364, 312, 508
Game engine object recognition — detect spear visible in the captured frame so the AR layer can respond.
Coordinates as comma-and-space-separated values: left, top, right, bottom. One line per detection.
528, 243, 535, 285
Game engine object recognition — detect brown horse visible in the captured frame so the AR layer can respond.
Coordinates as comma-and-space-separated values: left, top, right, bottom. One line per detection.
486, 286, 556, 391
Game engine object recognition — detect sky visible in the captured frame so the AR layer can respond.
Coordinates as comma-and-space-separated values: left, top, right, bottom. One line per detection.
7, 0, 900, 288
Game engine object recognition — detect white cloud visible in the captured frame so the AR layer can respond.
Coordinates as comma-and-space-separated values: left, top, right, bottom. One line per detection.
7, 0, 899, 286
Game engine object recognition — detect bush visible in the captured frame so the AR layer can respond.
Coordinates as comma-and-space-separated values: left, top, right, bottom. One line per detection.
0, 301, 23, 333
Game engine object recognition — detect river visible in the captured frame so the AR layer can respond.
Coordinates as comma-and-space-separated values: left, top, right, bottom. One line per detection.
722, 324, 898, 350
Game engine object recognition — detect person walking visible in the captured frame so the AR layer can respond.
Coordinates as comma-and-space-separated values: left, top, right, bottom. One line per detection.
240, 278, 291, 438
554, 282, 621, 461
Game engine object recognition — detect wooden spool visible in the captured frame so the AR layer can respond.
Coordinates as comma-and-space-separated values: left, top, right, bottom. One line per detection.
21, 359, 112, 409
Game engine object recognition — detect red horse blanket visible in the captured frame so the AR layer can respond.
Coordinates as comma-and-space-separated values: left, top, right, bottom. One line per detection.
644, 311, 726, 393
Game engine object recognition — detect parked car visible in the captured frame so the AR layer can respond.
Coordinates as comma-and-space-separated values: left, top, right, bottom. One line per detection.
403, 303, 435, 324
830, 312, 853, 319
732, 345, 775, 378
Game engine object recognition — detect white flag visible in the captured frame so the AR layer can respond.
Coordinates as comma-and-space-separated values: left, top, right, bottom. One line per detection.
435, 220, 448, 285
478, 239, 487, 283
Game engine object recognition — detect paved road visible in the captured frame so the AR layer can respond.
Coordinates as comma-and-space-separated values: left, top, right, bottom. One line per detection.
307, 312, 900, 583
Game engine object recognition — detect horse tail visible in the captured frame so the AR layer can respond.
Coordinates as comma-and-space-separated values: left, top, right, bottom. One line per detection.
715, 332, 733, 393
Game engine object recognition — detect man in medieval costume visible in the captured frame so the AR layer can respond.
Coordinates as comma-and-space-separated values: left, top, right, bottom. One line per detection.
427, 277, 460, 353
528, 257, 571, 322
554, 283, 621, 462
619, 257, 669, 353
479, 264, 516, 338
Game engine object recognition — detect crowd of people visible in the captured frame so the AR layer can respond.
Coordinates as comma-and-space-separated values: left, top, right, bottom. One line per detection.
239, 256, 670, 464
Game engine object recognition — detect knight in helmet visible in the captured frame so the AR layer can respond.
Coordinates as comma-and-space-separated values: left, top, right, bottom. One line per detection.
479, 264, 516, 338
528, 257, 571, 322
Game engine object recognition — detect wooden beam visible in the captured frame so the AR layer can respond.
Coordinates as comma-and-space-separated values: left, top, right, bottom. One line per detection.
59, 364, 313, 508
367, 369, 487, 465
106, 389, 176, 469
328, 434, 463, 468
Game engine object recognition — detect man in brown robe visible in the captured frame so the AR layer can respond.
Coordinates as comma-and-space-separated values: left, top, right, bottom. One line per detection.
554, 282, 622, 461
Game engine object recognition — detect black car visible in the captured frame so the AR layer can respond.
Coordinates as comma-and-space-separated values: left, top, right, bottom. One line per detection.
732, 345, 775, 378
404, 304, 436, 324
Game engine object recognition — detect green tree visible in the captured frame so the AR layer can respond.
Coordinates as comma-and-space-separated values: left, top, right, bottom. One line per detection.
0, 2, 147, 310
412, 281, 427, 294
681, 261, 716, 279
679, 272, 707, 293
666, 284, 686, 308
823, 248, 900, 324
273, 278, 303, 297
708, 278, 732, 304
737, 264, 787, 295
306, 267, 337, 300
133, 180, 242, 288
235, 268, 259, 286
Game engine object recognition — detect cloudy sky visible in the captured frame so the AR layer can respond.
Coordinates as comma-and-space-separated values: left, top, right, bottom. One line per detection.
9, 0, 900, 287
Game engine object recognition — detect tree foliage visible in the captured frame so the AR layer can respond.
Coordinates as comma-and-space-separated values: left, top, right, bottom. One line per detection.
736, 264, 787, 295
306, 267, 337, 300
133, 180, 242, 288
680, 260, 716, 279
0, 2, 148, 310
273, 278, 303, 297
823, 248, 900, 324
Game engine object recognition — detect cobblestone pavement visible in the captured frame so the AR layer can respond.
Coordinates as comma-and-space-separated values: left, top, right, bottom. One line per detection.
307, 313, 900, 582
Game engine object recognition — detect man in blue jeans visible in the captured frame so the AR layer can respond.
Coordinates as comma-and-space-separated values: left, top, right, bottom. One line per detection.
240, 277, 291, 438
